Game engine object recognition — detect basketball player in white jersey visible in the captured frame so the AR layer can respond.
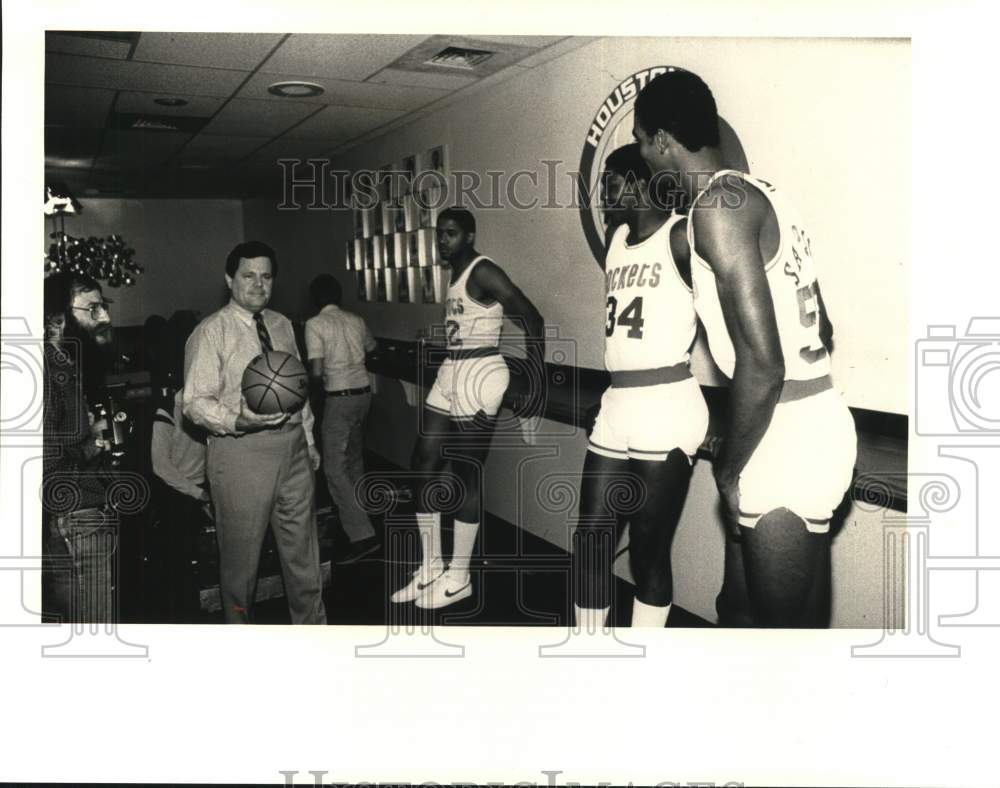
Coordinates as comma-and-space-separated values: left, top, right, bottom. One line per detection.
391, 207, 546, 609
572, 144, 708, 630
634, 69, 857, 627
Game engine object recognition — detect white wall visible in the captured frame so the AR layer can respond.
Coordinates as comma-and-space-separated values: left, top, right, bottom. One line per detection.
44, 198, 244, 326
331, 36, 910, 415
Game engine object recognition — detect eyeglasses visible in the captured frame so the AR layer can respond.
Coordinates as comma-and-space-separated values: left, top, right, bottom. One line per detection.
70, 300, 113, 319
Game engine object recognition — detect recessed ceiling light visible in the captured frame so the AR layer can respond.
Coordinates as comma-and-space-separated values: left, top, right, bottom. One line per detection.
267, 81, 324, 98
154, 97, 189, 107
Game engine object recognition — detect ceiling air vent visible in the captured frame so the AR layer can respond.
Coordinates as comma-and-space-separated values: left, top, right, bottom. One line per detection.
425, 46, 495, 70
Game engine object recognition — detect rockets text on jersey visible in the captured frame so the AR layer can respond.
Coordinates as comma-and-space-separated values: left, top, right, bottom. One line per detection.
603, 214, 697, 372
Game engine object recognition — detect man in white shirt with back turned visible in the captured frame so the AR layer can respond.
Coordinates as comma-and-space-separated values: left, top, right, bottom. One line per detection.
305, 274, 380, 565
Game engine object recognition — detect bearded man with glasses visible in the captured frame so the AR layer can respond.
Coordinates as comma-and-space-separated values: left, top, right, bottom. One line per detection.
41, 271, 120, 623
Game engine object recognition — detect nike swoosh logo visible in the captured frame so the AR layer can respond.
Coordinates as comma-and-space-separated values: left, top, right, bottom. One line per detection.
416, 578, 438, 590
444, 583, 471, 598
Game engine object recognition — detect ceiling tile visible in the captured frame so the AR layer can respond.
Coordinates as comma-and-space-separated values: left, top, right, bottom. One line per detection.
515, 37, 596, 69
45, 85, 117, 128
239, 71, 448, 111
173, 134, 272, 163
46, 32, 133, 59
462, 35, 568, 48
46, 53, 248, 97
242, 137, 335, 166
115, 91, 225, 117
132, 32, 285, 71
94, 129, 192, 170
199, 98, 321, 136
367, 68, 477, 91
283, 104, 404, 141
260, 34, 429, 81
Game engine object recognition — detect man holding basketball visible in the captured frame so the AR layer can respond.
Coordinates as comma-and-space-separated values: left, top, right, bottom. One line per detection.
634, 69, 856, 626
183, 241, 326, 624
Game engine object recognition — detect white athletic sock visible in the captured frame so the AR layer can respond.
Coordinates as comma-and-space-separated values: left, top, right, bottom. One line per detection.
415, 512, 443, 572
573, 603, 610, 633
449, 519, 479, 577
632, 598, 671, 628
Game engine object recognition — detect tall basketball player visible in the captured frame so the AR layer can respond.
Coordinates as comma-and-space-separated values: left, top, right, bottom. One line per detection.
634, 69, 857, 627
391, 207, 546, 609
572, 144, 708, 630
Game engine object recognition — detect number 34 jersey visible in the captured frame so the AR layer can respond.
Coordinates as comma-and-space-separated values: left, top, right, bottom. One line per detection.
689, 171, 830, 382
603, 214, 697, 372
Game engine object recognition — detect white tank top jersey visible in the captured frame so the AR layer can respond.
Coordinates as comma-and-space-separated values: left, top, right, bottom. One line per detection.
444, 256, 504, 350
603, 214, 696, 372
689, 170, 832, 382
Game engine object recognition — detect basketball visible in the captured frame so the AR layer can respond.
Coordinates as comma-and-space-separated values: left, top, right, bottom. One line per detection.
241, 350, 308, 415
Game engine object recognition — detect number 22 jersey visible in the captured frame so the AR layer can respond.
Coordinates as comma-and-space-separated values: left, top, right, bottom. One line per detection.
603, 214, 696, 372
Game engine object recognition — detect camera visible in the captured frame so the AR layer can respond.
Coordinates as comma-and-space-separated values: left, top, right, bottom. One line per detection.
915, 318, 1000, 435
92, 391, 133, 466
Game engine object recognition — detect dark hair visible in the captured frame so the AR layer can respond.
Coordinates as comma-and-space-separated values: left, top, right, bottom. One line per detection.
437, 207, 476, 235
604, 143, 653, 183
225, 241, 278, 278
310, 274, 342, 307
43, 271, 102, 320
634, 68, 721, 152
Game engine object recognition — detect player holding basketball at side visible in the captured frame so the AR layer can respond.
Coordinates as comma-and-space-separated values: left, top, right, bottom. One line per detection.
634, 69, 857, 627
572, 143, 708, 630
391, 207, 546, 609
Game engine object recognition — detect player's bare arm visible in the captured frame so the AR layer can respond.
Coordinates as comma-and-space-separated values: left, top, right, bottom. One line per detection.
692, 185, 785, 533
599, 223, 618, 272
669, 217, 692, 289
472, 260, 547, 411
815, 281, 834, 353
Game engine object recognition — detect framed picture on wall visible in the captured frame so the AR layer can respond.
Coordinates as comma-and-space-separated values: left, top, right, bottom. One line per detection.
398, 266, 412, 303
365, 237, 375, 269
399, 154, 417, 194
407, 231, 421, 267
384, 233, 396, 268
378, 163, 393, 200
421, 265, 436, 303
364, 269, 376, 301
354, 238, 366, 270
433, 264, 449, 304
353, 206, 367, 239
392, 199, 407, 234
416, 227, 437, 266
356, 270, 367, 302
384, 267, 398, 303
425, 144, 448, 179
417, 187, 442, 229
345, 240, 354, 271
390, 232, 406, 267
371, 236, 385, 269
376, 269, 387, 302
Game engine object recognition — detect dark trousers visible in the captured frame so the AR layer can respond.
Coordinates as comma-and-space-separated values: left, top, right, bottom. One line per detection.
43, 508, 117, 624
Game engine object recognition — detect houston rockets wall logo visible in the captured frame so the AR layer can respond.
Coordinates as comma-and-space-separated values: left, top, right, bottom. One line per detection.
577, 65, 750, 265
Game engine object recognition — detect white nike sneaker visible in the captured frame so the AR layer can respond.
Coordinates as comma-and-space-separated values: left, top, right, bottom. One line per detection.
415, 569, 472, 609
390, 564, 445, 603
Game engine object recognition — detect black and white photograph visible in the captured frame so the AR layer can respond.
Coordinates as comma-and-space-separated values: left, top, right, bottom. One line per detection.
3, 2, 999, 786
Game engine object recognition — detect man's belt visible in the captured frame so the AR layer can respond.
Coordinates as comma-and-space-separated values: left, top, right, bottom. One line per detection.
448, 346, 501, 361
778, 375, 833, 403
610, 362, 692, 388
326, 386, 372, 397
